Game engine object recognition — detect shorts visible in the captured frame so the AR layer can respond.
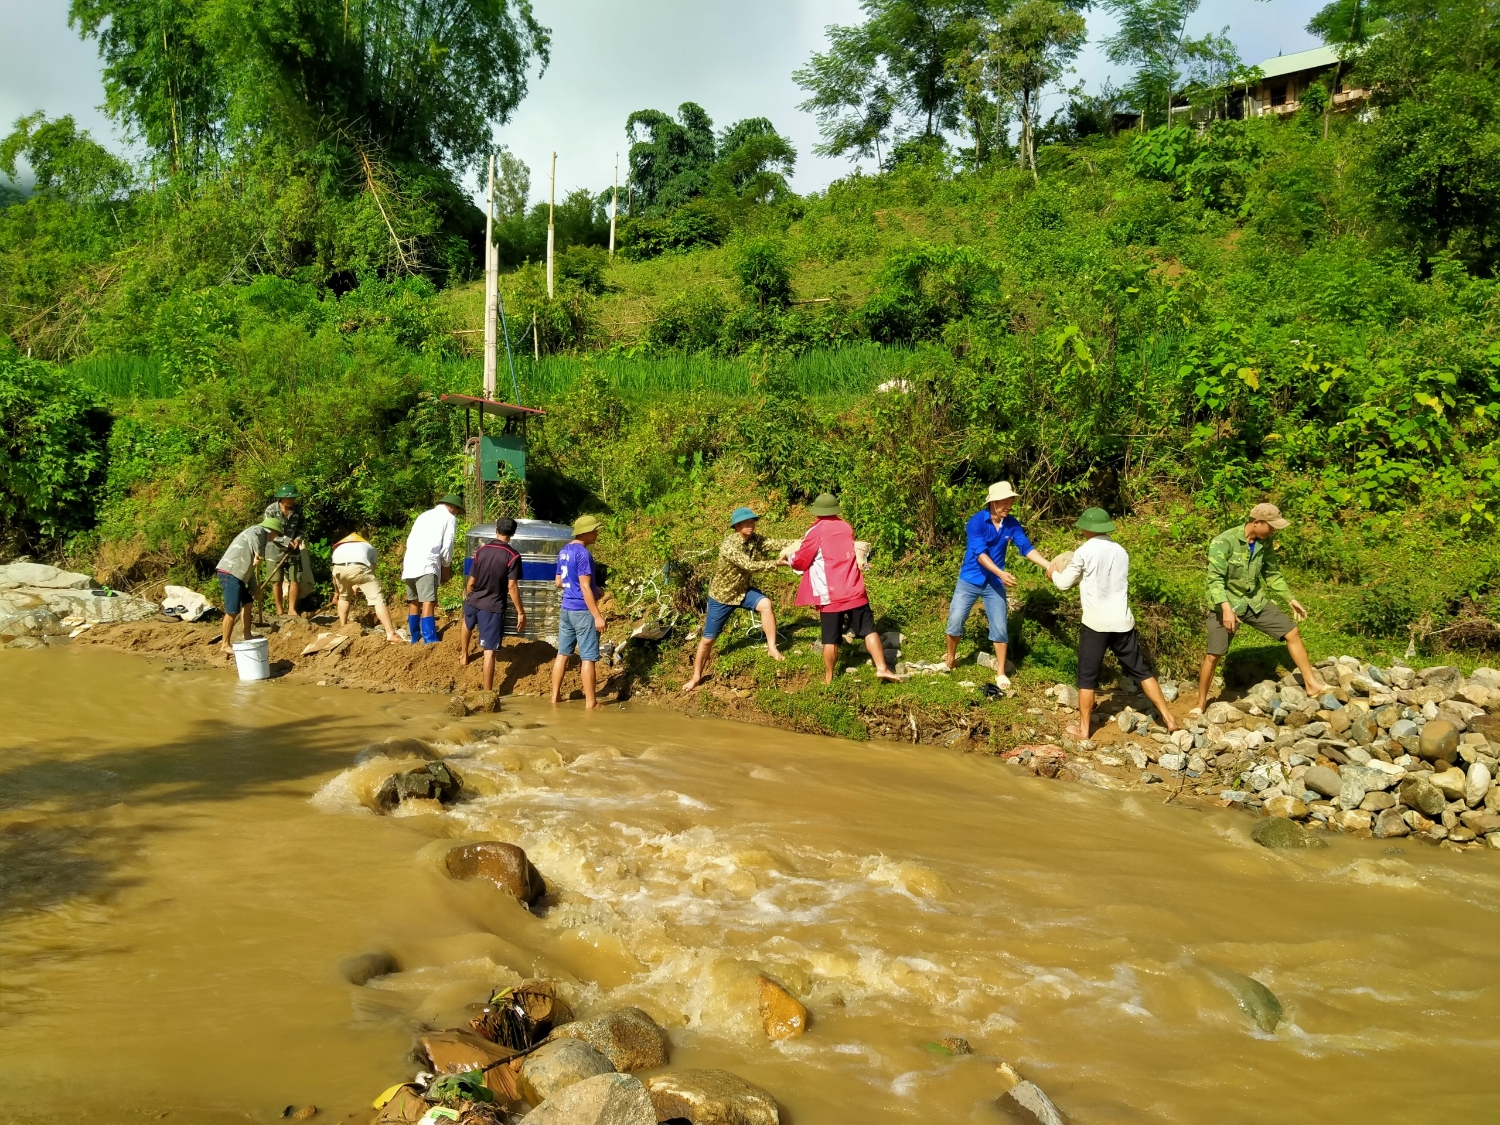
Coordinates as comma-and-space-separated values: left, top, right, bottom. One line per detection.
403, 574, 439, 604
265, 541, 315, 587
820, 602, 877, 645
945, 578, 1009, 644
332, 563, 385, 607
1076, 625, 1157, 690
1205, 602, 1295, 657
703, 590, 768, 640
556, 608, 600, 662
464, 602, 506, 651
218, 572, 251, 615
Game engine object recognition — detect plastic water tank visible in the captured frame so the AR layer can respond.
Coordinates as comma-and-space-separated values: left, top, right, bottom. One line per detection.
464, 519, 574, 641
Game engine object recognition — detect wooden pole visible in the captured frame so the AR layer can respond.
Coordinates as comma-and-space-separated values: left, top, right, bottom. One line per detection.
532, 311, 539, 361
546, 151, 556, 300
609, 153, 618, 258
483, 153, 498, 399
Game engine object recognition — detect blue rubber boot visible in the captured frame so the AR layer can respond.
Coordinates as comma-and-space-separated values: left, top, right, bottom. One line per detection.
407, 614, 421, 644
420, 615, 440, 645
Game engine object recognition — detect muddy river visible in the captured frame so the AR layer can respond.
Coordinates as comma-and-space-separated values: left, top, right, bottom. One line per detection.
2, 646, 1498, 1123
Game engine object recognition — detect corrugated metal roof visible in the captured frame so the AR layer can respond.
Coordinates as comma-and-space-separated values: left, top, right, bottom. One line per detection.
1256, 45, 1343, 80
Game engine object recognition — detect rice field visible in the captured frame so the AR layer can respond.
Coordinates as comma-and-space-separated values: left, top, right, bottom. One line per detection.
69, 354, 177, 399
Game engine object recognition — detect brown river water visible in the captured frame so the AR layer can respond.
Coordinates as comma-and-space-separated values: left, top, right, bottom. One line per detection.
2, 646, 1499, 1124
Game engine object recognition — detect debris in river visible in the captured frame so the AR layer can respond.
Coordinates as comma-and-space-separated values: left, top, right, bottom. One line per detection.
525, 1072, 655, 1125
547, 1007, 670, 1071
1211, 968, 1283, 1033
340, 950, 399, 985
644, 1069, 781, 1125
994, 1065, 1067, 1125
445, 842, 547, 906
374, 761, 463, 812
757, 975, 809, 1040
521, 1039, 616, 1105
472, 981, 574, 1050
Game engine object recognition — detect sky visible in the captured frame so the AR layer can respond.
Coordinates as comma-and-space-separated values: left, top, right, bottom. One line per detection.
0, 1, 1329, 200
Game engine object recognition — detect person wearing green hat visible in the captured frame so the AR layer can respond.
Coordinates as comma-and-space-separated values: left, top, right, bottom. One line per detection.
682, 506, 796, 692
215, 515, 290, 657
263, 486, 313, 617
552, 514, 607, 708
1051, 507, 1181, 741
400, 492, 464, 645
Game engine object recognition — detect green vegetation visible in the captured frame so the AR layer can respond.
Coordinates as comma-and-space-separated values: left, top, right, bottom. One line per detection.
3, 0, 1500, 739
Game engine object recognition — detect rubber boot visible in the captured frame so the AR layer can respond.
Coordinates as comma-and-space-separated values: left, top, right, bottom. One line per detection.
420, 615, 440, 645
407, 614, 421, 644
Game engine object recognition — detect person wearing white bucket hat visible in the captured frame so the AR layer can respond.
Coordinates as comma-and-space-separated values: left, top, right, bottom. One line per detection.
944, 481, 1053, 690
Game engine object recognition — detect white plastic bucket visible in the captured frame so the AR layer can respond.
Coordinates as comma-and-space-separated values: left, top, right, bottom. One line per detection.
231, 636, 271, 681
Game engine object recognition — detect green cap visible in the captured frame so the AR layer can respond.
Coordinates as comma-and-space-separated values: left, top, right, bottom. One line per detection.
1074, 507, 1116, 534
572, 514, 603, 536
273, 485, 300, 500
808, 493, 841, 517
438, 492, 465, 509
261, 515, 286, 533
729, 506, 758, 527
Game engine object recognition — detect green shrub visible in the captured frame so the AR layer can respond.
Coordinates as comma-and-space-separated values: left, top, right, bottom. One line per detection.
733, 237, 793, 310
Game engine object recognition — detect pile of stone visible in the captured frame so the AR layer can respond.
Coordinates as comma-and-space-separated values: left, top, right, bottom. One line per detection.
1075, 657, 1500, 850
0, 562, 157, 648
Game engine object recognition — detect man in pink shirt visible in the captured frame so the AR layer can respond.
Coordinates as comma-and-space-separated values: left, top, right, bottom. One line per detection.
790, 493, 904, 685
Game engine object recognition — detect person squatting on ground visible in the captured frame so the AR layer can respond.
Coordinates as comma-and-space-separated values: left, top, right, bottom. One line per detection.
1194, 503, 1328, 714
461, 517, 526, 692
263, 486, 314, 618
945, 481, 1053, 691
682, 506, 795, 693
215, 515, 287, 657
551, 515, 606, 709
1051, 508, 1181, 741
330, 532, 400, 643
790, 493, 904, 686
400, 492, 463, 646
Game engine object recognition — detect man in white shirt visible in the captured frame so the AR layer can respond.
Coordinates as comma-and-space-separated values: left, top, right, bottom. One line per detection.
331, 532, 400, 642
1051, 508, 1181, 741
401, 493, 463, 645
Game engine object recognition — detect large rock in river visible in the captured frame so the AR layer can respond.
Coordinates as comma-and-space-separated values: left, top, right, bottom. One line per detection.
547, 1008, 669, 1072
758, 976, 809, 1040
521, 1038, 615, 1106
1251, 817, 1323, 849
373, 761, 462, 811
645, 1070, 780, 1125
446, 841, 546, 905
997, 1080, 1067, 1125
525, 1073, 655, 1125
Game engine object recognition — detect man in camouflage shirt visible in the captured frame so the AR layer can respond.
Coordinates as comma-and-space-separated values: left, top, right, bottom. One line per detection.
682, 507, 794, 692
263, 485, 314, 617
1193, 502, 1328, 713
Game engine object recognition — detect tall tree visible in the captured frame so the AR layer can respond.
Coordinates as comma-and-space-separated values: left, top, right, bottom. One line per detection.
796, 0, 992, 160
68, 0, 551, 177
985, 0, 1088, 178
1307, 0, 1393, 137
1101, 0, 1200, 126
626, 105, 796, 214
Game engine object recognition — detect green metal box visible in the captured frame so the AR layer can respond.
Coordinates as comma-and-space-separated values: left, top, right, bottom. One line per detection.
480, 433, 526, 482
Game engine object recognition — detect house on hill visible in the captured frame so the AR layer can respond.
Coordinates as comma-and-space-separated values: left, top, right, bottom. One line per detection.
1244, 45, 1371, 117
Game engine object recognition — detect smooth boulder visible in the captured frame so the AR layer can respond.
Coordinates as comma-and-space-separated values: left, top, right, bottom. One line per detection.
548, 1007, 670, 1072
1419, 720, 1460, 764
645, 1070, 780, 1125
1431, 767, 1468, 801
1251, 817, 1322, 849
1301, 765, 1342, 799
525, 1073, 655, 1125
1213, 969, 1283, 1033
521, 1039, 615, 1106
340, 950, 398, 985
1372, 807, 1410, 838
757, 976, 809, 1040
445, 841, 546, 905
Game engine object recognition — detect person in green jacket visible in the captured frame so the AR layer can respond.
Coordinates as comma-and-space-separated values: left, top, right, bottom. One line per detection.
1193, 503, 1328, 714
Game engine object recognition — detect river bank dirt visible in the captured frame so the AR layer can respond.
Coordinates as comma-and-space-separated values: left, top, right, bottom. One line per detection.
3, 646, 1500, 1122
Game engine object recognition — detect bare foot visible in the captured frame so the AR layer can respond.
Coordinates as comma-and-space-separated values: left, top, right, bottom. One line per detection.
875, 669, 908, 683
767, 648, 785, 662
384, 634, 401, 644
458, 653, 469, 667
549, 696, 561, 706
219, 645, 235, 660
1064, 722, 1088, 740
1305, 679, 1330, 696
682, 675, 704, 693
585, 701, 602, 710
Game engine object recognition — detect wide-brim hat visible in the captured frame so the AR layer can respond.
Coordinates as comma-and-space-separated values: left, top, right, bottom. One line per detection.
1248, 502, 1290, 530
986, 481, 1019, 504
729, 506, 758, 527
274, 485, 300, 500
572, 514, 603, 536
1075, 507, 1116, 534
438, 492, 465, 509
335, 532, 367, 545
261, 515, 285, 533
808, 493, 841, 517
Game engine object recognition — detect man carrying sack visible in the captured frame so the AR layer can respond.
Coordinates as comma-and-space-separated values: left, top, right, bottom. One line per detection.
1193, 502, 1328, 714
1051, 508, 1180, 741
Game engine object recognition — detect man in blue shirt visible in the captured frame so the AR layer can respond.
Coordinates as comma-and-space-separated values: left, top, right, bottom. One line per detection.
944, 481, 1053, 690
551, 514, 606, 709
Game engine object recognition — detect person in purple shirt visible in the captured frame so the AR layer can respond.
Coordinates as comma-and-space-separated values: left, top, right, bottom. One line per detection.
944, 481, 1053, 689
551, 514, 606, 709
